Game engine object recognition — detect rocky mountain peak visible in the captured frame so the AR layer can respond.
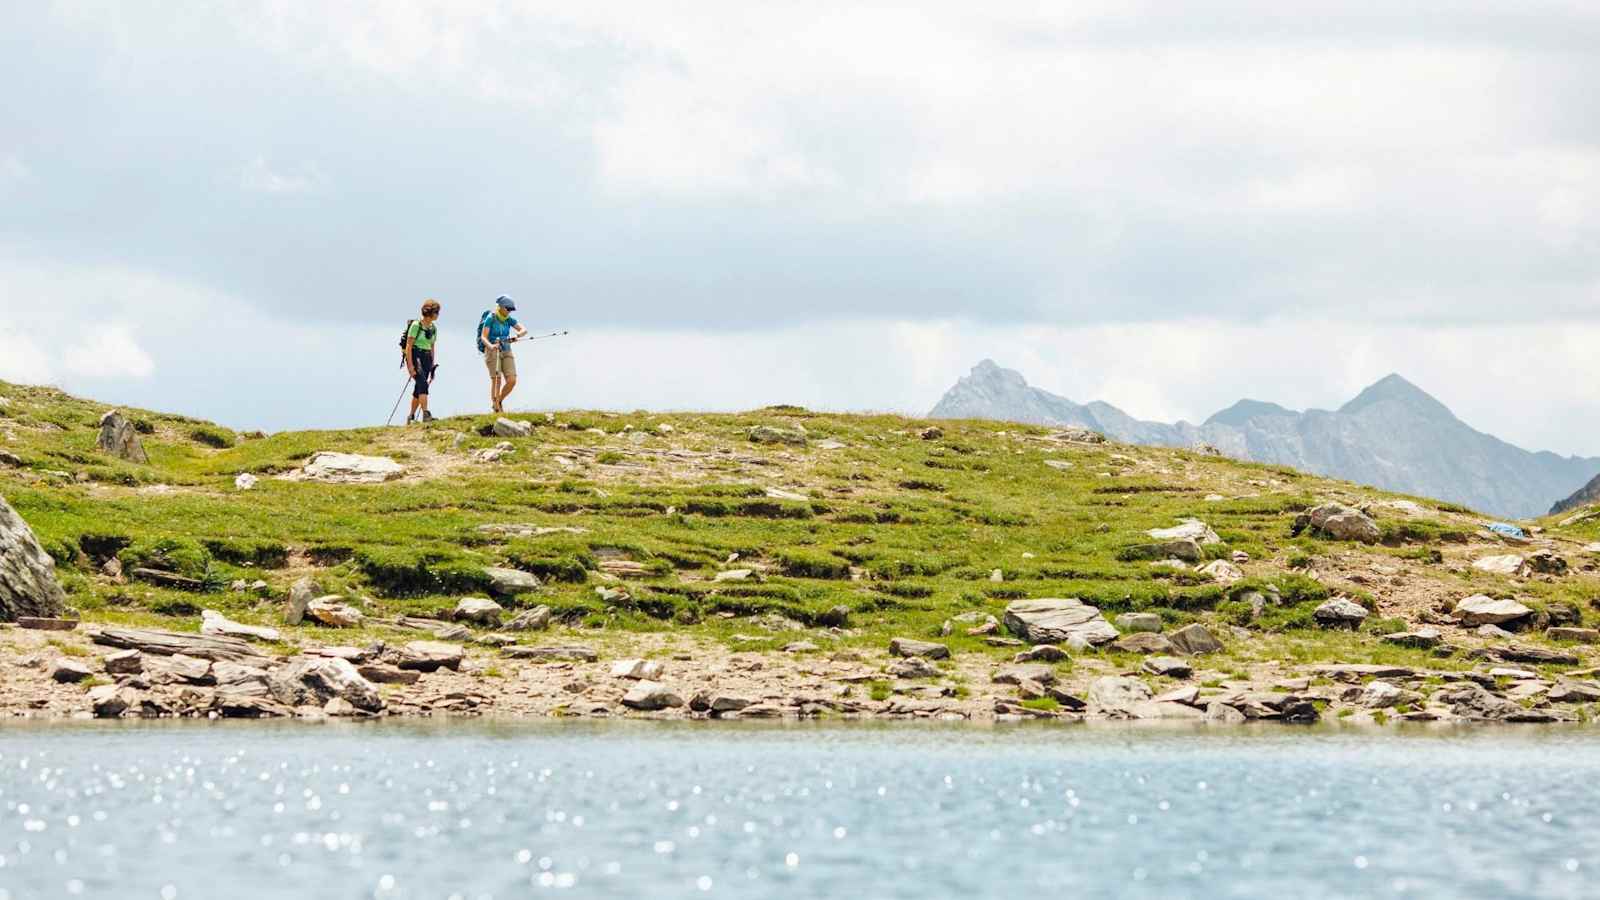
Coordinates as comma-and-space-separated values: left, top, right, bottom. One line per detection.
1338, 373, 1454, 420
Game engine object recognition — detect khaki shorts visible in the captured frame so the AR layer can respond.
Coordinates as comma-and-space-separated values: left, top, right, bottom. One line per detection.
484, 346, 516, 378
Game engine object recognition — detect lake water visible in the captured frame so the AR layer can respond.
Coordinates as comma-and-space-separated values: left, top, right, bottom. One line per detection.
1, 721, 1596, 899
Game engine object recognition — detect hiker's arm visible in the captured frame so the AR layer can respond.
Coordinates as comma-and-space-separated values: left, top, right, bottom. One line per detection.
481, 324, 493, 349
512, 324, 528, 340
404, 332, 417, 374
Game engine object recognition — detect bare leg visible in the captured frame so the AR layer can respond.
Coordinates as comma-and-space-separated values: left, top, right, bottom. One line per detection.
407, 395, 421, 421
489, 376, 502, 413
498, 375, 518, 409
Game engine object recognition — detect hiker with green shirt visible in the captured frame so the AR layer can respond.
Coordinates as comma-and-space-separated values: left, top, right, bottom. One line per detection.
479, 295, 528, 413
403, 299, 441, 424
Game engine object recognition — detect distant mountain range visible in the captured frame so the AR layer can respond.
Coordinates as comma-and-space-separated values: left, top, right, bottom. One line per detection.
929, 360, 1600, 519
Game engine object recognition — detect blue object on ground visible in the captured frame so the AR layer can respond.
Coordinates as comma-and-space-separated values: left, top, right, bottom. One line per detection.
1484, 522, 1525, 539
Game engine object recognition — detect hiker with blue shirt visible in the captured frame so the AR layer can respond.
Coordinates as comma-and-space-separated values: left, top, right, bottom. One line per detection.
479, 295, 528, 413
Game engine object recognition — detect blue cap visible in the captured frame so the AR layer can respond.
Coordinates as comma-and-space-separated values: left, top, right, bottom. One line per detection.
496, 295, 516, 311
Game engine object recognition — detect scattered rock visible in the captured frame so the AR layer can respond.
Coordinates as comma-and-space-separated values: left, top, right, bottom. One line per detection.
52, 659, 94, 683
267, 657, 383, 713
748, 425, 807, 446
493, 417, 533, 438
1152, 685, 1201, 706
1002, 598, 1118, 646
1204, 702, 1246, 724
1114, 612, 1163, 634
1476, 623, 1514, 639
1547, 627, 1599, 644
1296, 503, 1381, 544
91, 627, 267, 662
1143, 656, 1192, 678
1524, 550, 1568, 575
17, 616, 76, 631
888, 657, 941, 679
1313, 597, 1369, 629
103, 649, 142, 674
144, 653, 214, 685
212, 660, 270, 696
1112, 632, 1176, 655
1380, 627, 1441, 649
783, 641, 819, 653
396, 640, 465, 672
453, 597, 505, 625
918, 426, 943, 441
299, 452, 404, 484
1013, 645, 1070, 664
1167, 623, 1223, 655
1453, 595, 1532, 627
200, 609, 281, 642
502, 644, 598, 662
88, 684, 138, 718
1089, 676, 1153, 710
992, 664, 1056, 686
611, 658, 664, 680
234, 473, 258, 491
0, 496, 69, 622
889, 637, 950, 659
1546, 681, 1600, 703
279, 575, 321, 625
485, 567, 540, 597
358, 664, 420, 685
96, 410, 149, 464
502, 606, 552, 631
714, 569, 753, 582
1199, 559, 1244, 585
1153, 539, 1204, 562
1147, 519, 1221, 545
621, 680, 684, 711
305, 597, 363, 628
1312, 663, 1414, 680
1472, 555, 1524, 576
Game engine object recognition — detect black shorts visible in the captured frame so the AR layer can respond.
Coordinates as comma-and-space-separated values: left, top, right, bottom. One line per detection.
411, 349, 435, 396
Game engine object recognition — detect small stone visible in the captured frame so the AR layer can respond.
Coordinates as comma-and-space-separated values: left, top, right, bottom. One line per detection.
621, 680, 684, 710
1454, 595, 1532, 627
1167, 623, 1223, 655
397, 641, 465, 672
234, 472, 258, 491
502, 606, 552, 631
52, 659, 94, 682
493, 417, 532, 438
485, 567, 540, 597
1143, 656, 1192, 678
1381, 627, 1442, 649
1313, 597, 1369, 629
918, 426, 943, 440
305, 597, 363, 628
888, 657, 942, 679
1204, 702, 1246, 724
1114, 613, 1162, 634
992, 664, 1057, 686
611, 658, 664, 680
88, 684, 135, 718
1113, 632, 1175, 655
889, 638, 950, 659
1198, 559, 1244, 585
714, 569, 753, 582
1547, 627, 1599, 644
502, 644, 599, 662
103, 649, 142, 674
1146, 520, 1221, 545
783, 641, 820, 653
1013, 645, 1070, 664
323, 697, 359, 717
453, 597, 506, 625
357, 665, 420, 685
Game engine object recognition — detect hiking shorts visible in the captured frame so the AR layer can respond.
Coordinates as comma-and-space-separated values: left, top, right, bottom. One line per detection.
485, 346, 516, 378
411, 349, 434, 397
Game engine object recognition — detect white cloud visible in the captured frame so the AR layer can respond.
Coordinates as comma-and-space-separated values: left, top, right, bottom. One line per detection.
62, 327, 155, 379
240, 156, 323, 194
0, 326, 54, 385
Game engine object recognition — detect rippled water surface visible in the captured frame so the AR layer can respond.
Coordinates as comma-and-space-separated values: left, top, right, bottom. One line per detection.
2, 721, 1598, 899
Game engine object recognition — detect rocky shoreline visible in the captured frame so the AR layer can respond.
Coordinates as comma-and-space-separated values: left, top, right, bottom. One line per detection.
4, 608, 1595, 727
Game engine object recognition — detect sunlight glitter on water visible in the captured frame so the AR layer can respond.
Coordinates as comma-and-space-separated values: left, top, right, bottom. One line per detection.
1, 722, 1598, 899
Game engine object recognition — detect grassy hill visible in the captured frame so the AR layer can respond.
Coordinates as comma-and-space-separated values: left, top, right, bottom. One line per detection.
3, 378, 1600, 715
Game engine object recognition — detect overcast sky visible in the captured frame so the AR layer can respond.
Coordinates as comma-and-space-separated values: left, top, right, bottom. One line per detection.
1, 2, 1597, 453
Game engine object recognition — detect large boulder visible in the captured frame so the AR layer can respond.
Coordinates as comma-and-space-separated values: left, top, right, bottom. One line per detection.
1003, 598, 1118, 646
96, 410, 149, 463
453, 597, 505, 625
1296, 503, 1381, 544
1313, 597, 1369, 629
300, 452, 404, 484
284, 576, 321, 626
1454, 594, 1532, 627
493, 417, 533, 438
621, 680, 684, 710
0, 496, 68, 621
502, 605, 552, 631
267, 657, 383, 713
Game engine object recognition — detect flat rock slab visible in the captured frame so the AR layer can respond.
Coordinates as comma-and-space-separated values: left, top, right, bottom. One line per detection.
299, 452, 404, 484
1311, 663, 1415, 680
1146, 520, 1220, 545
503, 645, 599, 662
358, 664, 421, 685
1112, 632, 1175, 655
200, 609, 281, 642
889, 638, 950, 659
1143, 656, 1193, 678
396, 641, 465, 672
992, 664, 1057, 686
19, 616, 78, 631
1454, 595, 1532, 626
92, 627, 267, 662
1547, 627, 1600, 644
1003, 598, 1118, 646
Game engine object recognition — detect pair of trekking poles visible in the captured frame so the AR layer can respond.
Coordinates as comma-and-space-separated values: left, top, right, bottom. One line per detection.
385, 330, 570, 426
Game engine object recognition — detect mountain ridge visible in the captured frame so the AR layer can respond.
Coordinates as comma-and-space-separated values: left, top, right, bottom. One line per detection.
929, 361, 1600, 518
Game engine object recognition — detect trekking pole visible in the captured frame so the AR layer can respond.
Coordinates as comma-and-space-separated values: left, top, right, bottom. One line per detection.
385, 375, 414, 427
515, 330, 569, 342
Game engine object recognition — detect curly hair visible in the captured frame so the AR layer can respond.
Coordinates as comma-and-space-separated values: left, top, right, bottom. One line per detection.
420, 299, 441, 317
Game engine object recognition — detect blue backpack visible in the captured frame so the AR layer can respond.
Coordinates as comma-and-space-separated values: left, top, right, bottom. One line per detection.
475, 310, 492, 353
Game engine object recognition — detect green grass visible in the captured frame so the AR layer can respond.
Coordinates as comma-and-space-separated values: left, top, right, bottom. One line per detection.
3, 377, 1599, 673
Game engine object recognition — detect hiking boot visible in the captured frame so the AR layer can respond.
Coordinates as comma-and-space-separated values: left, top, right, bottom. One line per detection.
421, 411, 435, 422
